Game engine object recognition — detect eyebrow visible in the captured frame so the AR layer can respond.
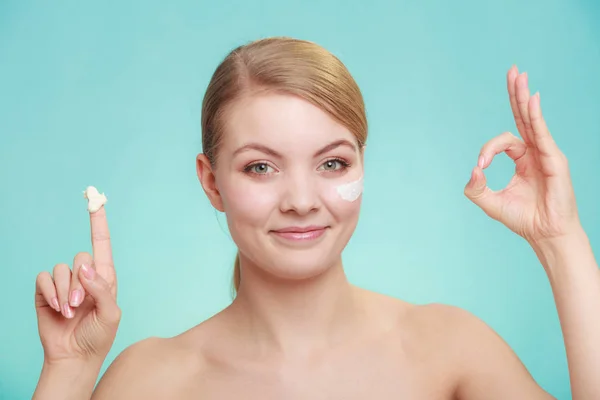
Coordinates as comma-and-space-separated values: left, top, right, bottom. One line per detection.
232, 139, 357, 159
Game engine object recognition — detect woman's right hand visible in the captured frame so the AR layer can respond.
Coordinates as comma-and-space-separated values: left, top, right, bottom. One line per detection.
35, 206, 121, 365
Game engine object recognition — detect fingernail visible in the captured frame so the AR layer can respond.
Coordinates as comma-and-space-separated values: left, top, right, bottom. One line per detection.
62, 303, 74, 319
532, 92, 541, 110
81, 263, 95, 280
70, 289, 83, 307
469, 167, 476, 185
478, 155, 485, 168
51, 297, 60, 312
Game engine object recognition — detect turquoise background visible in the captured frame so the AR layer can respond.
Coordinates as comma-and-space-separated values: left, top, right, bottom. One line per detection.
1, 1, 599, 398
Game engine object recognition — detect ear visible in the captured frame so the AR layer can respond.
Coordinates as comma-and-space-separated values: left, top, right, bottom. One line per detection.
196, 153, 225, 212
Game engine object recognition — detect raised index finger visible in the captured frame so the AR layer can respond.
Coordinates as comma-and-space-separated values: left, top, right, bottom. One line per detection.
84, 187, 113, 274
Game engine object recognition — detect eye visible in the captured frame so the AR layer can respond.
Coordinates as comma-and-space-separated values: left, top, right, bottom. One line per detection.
319, 158, 350, 172
244, 162, 275, 175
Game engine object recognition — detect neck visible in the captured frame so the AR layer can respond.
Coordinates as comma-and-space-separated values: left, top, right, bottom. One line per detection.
227, 256, 366, 358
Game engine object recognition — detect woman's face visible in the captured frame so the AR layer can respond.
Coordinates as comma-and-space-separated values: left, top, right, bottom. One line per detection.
201, 93, 364, 280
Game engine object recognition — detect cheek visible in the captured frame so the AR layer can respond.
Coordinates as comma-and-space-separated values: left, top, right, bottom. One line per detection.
221, 179, 279, 226
320, 179, 363, 221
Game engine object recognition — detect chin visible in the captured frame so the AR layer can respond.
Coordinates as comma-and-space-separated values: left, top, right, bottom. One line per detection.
260, 247, 340, 281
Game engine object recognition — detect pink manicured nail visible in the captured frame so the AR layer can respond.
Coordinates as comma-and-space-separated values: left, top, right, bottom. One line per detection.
81, 263, 95, 280
70, 289, 83, 307
478, 155, 485, 168
532, 92, 540, 110
517, 72, 527, 88
62, 303, 74, 319
51, 297, 60, 312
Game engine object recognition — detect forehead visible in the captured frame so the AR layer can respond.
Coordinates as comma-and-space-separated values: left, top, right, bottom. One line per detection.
221, 93, 355, 151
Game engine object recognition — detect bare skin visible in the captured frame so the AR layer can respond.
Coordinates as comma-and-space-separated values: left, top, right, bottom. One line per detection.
91, 287, 551, 400
33, 65, 599, 399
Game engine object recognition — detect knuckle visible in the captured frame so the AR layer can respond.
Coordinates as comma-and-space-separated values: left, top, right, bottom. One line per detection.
74, 251, 92, 260
53, 263, 71, 276
503, 131, 517, 140
91, 231, 111, 242
71, 264, 82, 277
97, 260, 115, 270
71, 279, 82, 290
104, 306, 122, 325
559, 152, 569, 166
37, 271, 51, 283
97, 278, 109, 291
469, 189, 485, 200
111, 307, 123, 323
92, 275, 109, 291
70, 278, 83, 289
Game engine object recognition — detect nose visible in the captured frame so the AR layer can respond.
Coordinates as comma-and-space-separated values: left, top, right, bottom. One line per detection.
279, 172, 319, 215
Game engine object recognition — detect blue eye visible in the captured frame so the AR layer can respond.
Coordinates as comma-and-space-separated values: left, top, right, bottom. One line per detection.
319, 158, 349, 171
245, 163, 274, 175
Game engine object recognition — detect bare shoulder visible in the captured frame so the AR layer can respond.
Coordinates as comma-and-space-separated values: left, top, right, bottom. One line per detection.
91, 335, 206, 400
403, 302, 556, 400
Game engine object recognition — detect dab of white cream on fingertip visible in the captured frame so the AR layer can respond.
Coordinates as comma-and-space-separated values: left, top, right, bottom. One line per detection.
83, 186, 107, 213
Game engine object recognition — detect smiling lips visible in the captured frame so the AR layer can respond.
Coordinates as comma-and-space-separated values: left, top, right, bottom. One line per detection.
271, 225, 328, 241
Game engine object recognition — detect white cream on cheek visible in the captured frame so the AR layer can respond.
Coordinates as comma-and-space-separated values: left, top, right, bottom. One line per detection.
334, 175, 364, 202
221, 165, 364, 221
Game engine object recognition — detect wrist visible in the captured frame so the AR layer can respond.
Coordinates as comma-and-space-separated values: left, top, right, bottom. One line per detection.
529, 225, 588, 259
34, 357, 105, 400
529, 226, 596, 283
43, 354, 105, 370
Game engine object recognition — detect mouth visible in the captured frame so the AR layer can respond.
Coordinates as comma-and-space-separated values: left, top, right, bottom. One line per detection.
270, 225, 329, 241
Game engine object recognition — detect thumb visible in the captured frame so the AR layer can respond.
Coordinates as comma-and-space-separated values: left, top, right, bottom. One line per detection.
464, 166, 503, 221
79, 263, 121, 326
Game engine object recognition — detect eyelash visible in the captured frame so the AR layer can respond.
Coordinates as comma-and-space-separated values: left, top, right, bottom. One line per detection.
243, 157, 351, 177
319, 157, 351, 172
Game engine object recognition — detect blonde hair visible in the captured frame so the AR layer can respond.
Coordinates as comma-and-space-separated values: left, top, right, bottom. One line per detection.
200, 37, 368, 297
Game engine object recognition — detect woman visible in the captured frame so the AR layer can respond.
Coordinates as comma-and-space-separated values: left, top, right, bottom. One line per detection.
32, 37, 599, 399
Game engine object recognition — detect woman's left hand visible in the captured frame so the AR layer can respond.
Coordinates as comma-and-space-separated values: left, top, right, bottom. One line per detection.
464, 65, 582, 247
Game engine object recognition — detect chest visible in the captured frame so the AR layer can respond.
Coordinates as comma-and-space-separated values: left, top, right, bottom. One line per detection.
182, 343, 457, 399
